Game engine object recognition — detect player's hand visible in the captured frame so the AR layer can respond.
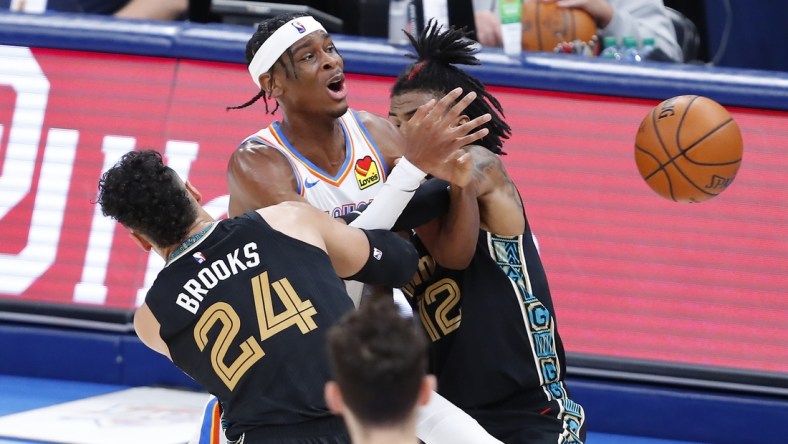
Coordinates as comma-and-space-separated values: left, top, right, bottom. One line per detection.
429, 149, 475, 188
399, 87, 491, 174
550, 0, 613, 27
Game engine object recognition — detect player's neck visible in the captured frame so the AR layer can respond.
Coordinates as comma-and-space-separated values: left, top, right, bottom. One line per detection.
162, 218, 216, 263
349, 422, 419, 444
280, 117, 346, 173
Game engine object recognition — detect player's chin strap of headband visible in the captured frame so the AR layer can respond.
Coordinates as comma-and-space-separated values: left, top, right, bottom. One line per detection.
247, 16, 327, 88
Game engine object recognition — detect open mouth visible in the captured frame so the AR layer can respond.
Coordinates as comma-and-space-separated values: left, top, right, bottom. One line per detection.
326, 73, 347, 100
328, 78, 344, 92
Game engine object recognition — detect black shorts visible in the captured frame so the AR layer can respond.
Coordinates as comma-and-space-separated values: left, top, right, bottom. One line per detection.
227, 416, 351, 444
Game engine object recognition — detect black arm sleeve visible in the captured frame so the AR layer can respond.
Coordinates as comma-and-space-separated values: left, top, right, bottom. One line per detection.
345, 229, 418, 288
390, 178, 451, 231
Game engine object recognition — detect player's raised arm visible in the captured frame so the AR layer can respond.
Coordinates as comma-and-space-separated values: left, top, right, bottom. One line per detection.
258, 202, 418, 288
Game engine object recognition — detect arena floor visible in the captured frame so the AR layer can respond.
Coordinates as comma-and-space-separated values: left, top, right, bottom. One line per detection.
0, 374, 704, 444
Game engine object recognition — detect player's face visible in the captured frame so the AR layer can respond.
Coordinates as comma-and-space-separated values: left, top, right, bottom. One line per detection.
274, 32, 348, 117
387, 90, 437, 129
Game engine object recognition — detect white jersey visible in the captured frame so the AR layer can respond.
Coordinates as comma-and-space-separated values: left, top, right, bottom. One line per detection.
245, 109, 388, 219
245, 109, 389, 307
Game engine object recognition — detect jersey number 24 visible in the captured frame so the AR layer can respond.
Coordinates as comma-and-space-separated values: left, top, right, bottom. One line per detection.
193, 271, 318, 390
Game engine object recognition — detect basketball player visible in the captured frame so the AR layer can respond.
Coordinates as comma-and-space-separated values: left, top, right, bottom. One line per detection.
388, 21, 587, 443
226, 12, 488, 317
226, 13, 487, 231
97, 149, 421, 444
213, 12, 502, 444
325, 296, 433, 444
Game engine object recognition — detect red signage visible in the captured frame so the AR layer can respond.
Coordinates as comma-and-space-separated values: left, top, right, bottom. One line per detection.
1, 46, 787, 376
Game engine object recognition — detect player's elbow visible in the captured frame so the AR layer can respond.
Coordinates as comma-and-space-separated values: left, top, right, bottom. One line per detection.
390, 237, 419, 287
346, 230, 419, 288
434, 248, 474, 270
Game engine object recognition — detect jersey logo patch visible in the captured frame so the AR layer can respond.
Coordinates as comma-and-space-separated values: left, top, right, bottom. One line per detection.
193, 252, 207, 264
354, 156, 380, 190
304, 178, 320, 189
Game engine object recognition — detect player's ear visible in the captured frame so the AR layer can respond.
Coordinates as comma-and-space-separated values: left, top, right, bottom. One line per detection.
455, 114, 470, 128
324, 381, 345, 414
418, 375, 437, 406
184, 180, 203, 204
260, 73, 273, 94
261, 70, 283, 98
128, 231, 152, 252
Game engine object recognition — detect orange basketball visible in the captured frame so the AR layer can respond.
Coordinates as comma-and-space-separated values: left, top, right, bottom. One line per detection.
521, 1, 597, 52
634, 95, 743, 203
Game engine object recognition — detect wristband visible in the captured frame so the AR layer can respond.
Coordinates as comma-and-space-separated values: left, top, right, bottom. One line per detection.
391, 178, 450, 231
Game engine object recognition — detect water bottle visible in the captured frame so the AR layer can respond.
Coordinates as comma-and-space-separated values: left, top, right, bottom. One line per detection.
640, 37, 656, 60
621, 36, 641, 62
600, 36, 621, 60
388, 0, 409, 45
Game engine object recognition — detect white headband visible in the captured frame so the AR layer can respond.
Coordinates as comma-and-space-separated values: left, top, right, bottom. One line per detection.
248, 16, 327, 88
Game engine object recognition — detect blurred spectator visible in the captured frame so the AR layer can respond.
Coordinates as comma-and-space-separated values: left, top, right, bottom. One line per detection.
472, 0, 683, 62
7, 0, 188, 20
471, 0, 501, 46
111, 0, 188, 20
554, 0, 682, 61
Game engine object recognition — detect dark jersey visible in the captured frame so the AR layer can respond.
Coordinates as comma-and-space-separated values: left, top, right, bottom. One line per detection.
402, 223, 585, 442
146, 212, 354, 440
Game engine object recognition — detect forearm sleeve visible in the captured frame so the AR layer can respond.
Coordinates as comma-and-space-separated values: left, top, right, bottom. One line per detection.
345, 229, 418, 288
417, 391, 503, 444
350, 157, 426, 230
391, 178, 451, 231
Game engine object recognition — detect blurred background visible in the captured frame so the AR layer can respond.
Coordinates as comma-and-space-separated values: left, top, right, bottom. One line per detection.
0, 1, 785, 443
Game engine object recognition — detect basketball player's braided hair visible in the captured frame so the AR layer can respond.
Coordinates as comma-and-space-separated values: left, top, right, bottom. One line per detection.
392, 19, 510, 154
227, 12, 309, 113
97, 150, 197, 248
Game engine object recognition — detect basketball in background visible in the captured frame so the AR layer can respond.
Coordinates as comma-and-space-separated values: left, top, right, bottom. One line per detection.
521, 0, 597, 52
634, 95, 743, 203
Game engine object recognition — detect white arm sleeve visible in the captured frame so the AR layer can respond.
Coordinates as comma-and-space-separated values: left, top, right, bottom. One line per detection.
417, 391, 503, 444
349, 157, 426, 230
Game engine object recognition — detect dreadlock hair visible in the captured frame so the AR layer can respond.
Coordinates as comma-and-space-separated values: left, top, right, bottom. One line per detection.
226, 12, 309, 114
391, 20, 511, 155
97, 150, 197, 248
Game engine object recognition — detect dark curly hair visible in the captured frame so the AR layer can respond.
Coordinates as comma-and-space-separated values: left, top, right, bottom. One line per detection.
327, 296, 428, 426
228, 12, 324, 114
391, 19, 511, 154
97, 150, 196, 248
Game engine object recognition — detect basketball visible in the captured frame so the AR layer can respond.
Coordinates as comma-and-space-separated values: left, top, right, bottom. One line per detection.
634, 95, 743, 203
521, 0, 597, 52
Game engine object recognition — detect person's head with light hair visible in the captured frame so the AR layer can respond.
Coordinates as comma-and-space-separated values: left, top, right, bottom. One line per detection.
325, 296, 434, 444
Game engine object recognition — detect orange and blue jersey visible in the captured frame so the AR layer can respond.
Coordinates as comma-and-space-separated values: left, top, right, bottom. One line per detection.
244, 109, 389, 219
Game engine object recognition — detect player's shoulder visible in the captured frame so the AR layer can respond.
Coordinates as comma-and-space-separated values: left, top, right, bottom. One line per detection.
353, 109, 385, 124
354, 110, 397, 136
234, 137, 280, 156
353, 109, 403, 164
255, 201, 331, 247
257, 201, 322, 221
469, 144, 504, 168
228, 137, 291, 169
